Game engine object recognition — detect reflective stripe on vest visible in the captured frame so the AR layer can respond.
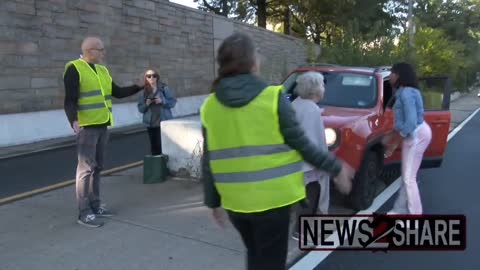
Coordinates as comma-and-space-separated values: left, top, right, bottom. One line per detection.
78, 104, 113, 112
214, 161, 303, 183
65, 59, 114, 126
200, 85, 306, 213
78, 91, 112, 101
209, 144, 292, 160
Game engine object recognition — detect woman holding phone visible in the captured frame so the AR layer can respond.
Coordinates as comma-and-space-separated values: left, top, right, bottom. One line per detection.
137, 69, 177, 155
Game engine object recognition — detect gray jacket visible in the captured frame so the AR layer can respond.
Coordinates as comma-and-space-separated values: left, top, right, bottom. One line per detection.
137, 83, 177, 127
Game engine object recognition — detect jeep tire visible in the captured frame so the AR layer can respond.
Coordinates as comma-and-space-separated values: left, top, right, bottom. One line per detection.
380, 164, 401, 185
349, 150, 380, 211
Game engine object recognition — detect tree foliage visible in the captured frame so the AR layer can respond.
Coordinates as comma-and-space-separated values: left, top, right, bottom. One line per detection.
193, 0, 236, 17
195, 0, 480, 90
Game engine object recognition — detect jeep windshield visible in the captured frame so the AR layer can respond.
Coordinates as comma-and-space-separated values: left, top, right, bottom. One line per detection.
282, 71, 377, 108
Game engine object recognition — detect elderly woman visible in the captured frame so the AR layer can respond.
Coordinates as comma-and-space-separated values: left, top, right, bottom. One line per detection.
291, 71, 331, 240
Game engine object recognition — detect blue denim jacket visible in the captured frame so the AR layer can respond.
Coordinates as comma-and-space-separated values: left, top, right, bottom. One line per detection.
137, 83, 177, 127
393, 86, 425, 138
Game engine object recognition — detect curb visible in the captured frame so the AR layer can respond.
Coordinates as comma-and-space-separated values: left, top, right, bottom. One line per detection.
0, 113, 200, 160
0, 124, 146, 160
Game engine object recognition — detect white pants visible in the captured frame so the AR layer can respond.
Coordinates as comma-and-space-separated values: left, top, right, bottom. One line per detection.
304, 170, 330, 214
392, 122, 432, 214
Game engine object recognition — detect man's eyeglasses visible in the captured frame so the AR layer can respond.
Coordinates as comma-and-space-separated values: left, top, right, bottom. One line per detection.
89, 48, 105, 52
145, 74, 158, 79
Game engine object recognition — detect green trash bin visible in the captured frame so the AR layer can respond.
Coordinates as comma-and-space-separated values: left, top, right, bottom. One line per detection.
143, 154, 169, 184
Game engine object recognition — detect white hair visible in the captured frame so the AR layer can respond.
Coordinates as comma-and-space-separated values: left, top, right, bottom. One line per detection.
295, 71, 325, 99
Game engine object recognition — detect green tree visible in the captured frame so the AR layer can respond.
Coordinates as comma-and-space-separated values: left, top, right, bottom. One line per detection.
318, 20, 397, 67
394, 25, 466, 88
414, 0, 480, 88
193, 0, 237, 17
286, 0, 395, 45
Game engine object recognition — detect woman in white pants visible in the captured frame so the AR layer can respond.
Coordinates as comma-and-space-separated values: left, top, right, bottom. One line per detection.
384, 62, 432, 215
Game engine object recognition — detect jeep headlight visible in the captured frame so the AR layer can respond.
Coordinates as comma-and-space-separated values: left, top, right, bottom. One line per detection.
325, 128, 338, 147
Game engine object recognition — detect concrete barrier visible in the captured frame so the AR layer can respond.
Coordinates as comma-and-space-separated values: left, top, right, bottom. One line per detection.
161, 115, 203, 179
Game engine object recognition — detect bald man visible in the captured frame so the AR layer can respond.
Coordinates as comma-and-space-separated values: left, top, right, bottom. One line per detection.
63, 37, 144, 228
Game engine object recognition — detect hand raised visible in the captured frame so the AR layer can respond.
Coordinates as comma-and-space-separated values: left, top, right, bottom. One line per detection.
135, 73, 146, 88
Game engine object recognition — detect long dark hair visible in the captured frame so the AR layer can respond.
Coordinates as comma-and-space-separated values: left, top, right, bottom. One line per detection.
211, 32, 257, 92
391, 62, 418, 89
143, 68, 160, 93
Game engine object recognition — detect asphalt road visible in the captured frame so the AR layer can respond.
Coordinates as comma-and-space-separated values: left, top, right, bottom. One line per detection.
0, 131, 151, 199
309, 110, 480, 270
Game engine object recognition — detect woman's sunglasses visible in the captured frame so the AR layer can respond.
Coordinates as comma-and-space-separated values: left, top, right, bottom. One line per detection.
145, 74, 158, 79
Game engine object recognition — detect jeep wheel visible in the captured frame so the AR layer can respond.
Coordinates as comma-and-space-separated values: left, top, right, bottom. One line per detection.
380, 165, 401, 185
349, 151, 380, 211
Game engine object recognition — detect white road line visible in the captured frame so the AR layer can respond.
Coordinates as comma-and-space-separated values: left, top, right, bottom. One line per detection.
123, 129, 145, 135
289, 108, 480, 270
448, 108, 480, 141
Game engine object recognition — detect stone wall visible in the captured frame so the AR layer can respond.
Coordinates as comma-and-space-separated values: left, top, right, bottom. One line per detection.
0, 0, 319, 115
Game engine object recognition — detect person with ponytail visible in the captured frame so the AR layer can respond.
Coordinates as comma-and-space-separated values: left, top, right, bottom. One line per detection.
200, 32, 354, 270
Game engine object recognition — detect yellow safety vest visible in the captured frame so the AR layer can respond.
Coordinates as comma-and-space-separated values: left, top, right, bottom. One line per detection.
64, 59, 114, 127
200, 85, 306, 213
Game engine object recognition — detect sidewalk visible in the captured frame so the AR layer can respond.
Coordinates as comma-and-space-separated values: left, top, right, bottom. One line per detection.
1, 166, 310, 270
0, 167, 245, 270
1, 91, 479, 270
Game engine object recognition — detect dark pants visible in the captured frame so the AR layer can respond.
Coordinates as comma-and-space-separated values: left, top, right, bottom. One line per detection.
76, 126, 109, 217
227, 205, 291, 270
295, 182, 321, 233
147, 127, 162, 155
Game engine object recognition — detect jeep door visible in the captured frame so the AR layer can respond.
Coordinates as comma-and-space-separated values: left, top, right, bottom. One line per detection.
418, 76, 451, 168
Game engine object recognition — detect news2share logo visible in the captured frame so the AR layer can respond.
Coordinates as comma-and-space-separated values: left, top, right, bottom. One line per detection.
299, 215, 466, 251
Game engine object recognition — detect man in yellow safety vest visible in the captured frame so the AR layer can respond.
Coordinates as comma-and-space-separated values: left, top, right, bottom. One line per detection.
63, 36, 144, 228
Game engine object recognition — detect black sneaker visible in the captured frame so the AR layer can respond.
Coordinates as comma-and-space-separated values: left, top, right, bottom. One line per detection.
93, 206, 115, 217
77, 214, 104, 228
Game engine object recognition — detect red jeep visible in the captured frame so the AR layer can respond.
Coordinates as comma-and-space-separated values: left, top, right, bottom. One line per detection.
282, 64, 451, 210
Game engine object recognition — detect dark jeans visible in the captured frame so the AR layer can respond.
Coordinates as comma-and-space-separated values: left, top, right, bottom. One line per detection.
147, 127, 162, 155
227, 205, 291, 270
76, 126, 109, 217
295, 182, 321, 234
